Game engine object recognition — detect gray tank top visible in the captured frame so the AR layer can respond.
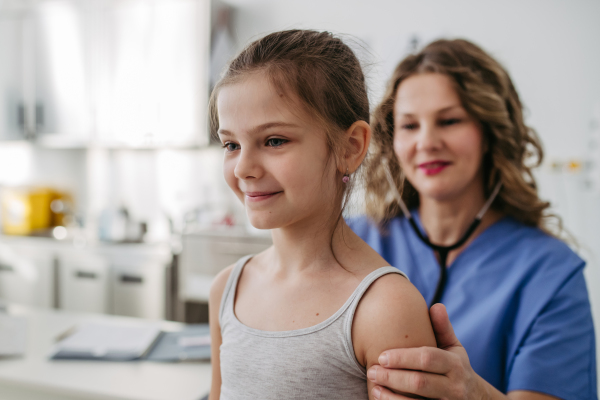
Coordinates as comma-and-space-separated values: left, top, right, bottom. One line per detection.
218, 255, 408, 400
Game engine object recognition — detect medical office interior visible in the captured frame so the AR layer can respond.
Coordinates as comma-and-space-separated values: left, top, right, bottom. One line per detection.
0, 0, 598, 399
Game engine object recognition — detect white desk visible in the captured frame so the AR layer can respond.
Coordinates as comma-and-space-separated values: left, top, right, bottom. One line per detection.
0, 304, 211, 400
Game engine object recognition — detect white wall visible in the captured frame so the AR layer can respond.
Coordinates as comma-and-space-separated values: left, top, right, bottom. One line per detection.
228, 0, 600, 158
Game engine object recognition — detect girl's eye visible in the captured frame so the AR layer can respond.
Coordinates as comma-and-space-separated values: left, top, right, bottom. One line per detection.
266, 138, 287, 147
222, 142, 240, 152
440, 118, 461, 127
401, 123, 418, 131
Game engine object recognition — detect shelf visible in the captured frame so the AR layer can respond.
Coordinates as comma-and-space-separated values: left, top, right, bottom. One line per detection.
0, 137, 211, 151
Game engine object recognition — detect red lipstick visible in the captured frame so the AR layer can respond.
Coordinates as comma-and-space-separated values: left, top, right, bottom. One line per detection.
418, 161, 451, 176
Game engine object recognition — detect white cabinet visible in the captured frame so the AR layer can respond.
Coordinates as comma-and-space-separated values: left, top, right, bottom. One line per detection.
99, 242, 173, 319
0, 0, 210, 147
110, 262, 166, 320
60, 244, 172, 318
58, 249, 109, 314
0, 237, 173, 318
31, 0, 94, 143
0, 3, 32, 140
94, 0, 209, 147
28, 0, 209, 147
0, 242, 55, 307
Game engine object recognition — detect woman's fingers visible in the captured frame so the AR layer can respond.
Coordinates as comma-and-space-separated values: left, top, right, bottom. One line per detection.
429, 303, 461, 349
369, 308, 483, 400
371, 385, 427, 400
368, 365, 448, 399
378, 346, 454, 374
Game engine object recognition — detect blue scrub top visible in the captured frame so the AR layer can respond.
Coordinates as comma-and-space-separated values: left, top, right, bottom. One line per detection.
348, 214, 597, 400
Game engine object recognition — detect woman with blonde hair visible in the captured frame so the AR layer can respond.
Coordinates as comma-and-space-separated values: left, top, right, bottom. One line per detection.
349, 39, 596, 399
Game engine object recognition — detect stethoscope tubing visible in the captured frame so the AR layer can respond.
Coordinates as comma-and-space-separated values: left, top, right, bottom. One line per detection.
382, 160, 502, 306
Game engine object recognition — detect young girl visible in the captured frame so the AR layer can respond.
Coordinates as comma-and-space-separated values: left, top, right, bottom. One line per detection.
208, 30, 435, 400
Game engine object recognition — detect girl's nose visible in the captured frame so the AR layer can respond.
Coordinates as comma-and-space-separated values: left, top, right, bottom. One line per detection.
234, 148, 262, 181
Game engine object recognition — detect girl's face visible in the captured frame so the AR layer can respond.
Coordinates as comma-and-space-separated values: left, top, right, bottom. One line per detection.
393, 73, 486, 204
217, 72, 338, 230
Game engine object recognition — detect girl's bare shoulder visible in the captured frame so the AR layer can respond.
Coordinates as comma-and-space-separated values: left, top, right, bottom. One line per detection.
209, 249, 272, 306
351, 272, 436, 368
209, 264, 236, 307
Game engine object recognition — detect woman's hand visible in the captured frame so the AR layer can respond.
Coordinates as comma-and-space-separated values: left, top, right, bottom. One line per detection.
367, 303, 489, 400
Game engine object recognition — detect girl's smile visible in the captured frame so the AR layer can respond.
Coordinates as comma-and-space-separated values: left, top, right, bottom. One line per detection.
244, 191, 284, 203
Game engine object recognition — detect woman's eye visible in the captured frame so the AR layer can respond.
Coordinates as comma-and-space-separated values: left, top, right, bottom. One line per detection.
222, 142, 240, 152
401, 123, 418, 131
440, 118, 461, 126
266, 138, 287, 147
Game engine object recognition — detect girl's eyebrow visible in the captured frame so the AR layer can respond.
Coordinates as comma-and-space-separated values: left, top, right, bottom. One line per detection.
250, 122, 300, 134
218, 122, 300, 136
217, 129, 233, 136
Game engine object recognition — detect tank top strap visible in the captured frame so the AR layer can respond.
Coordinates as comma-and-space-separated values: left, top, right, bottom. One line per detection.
342, 266, 409, 374
219, 255, 253, 326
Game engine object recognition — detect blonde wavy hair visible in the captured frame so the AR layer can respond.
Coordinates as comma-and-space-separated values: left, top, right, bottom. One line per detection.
365, 39, 556, 233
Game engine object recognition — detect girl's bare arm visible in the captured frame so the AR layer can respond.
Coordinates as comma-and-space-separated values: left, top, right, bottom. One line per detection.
352, 273, 437, 400
208, 265, 234, 400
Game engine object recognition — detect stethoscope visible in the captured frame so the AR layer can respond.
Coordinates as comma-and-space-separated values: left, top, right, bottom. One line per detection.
382, 161, 502, 306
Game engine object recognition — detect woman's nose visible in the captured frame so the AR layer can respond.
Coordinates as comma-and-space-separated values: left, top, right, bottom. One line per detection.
234, 148, 262, 181
416, 122, 443, 151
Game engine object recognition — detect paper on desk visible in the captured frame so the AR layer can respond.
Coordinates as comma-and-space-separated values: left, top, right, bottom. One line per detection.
146, 324, 211, 362
178, 335, 210, 347
0, 315, 27, 357
50, 322, 161, 360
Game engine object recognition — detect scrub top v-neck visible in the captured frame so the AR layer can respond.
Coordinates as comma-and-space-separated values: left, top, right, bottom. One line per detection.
348, 213, 597, 400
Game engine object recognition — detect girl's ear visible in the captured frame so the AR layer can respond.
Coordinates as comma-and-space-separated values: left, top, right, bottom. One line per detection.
341, 121, 371, 173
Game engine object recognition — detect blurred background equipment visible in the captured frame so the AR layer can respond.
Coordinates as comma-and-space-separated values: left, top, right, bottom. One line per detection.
0, 186, 71, 236
1, 187, 53, 235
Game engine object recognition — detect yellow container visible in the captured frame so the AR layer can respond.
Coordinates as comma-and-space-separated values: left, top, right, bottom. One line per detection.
1, 187, 56, 235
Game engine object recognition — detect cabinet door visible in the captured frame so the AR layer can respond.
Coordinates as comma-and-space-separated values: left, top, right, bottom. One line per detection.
0, 6, 31, 140
32, 0, 93, 142
96, 0, 208, 147
111, 262, 166, 319
4, 0, 209, 146
59, 251, 109, 313
0, 243, 54, 308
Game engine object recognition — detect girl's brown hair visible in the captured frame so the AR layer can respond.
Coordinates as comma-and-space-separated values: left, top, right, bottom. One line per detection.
209, 29, 370, 218
365, 39, 555, 232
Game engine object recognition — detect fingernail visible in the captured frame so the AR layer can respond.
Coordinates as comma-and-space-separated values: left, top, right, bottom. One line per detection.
367, 366, 377, 382
372, 386, 382, 399
379, 352, 389, 366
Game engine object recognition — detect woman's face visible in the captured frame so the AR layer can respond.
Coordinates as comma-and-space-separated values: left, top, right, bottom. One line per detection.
217, 72, 338, 230
393, 73, 486, 204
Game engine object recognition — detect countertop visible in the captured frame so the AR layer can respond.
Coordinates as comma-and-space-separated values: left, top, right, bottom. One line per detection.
0, 304, 211, 400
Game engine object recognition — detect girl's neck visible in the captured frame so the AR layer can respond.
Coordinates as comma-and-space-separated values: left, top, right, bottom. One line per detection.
268, 215, 356, 276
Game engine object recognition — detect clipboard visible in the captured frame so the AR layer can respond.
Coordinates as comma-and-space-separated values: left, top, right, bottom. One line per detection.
146, 324, 210, 362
